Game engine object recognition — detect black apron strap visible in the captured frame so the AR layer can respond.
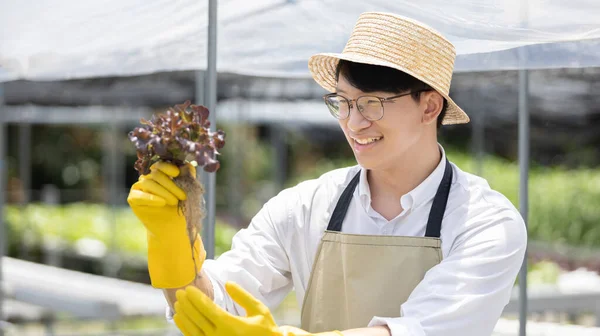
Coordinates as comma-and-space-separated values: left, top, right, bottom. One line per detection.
424, 159, 453, 238
327, 171, 361, 232
326, 159, 453, 236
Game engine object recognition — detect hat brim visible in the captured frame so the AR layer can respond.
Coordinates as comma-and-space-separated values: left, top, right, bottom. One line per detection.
308, 52, 470, 125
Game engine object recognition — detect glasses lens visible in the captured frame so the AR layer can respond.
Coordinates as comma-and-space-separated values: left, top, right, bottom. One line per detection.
324, 95, 349, 119
357, 97, 383, 120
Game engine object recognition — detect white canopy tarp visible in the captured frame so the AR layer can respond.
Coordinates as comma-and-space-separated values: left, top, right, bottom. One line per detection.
2, 0, 600, 82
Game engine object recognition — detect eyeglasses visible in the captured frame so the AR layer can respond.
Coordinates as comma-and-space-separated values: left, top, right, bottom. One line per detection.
323, 91, 426, 121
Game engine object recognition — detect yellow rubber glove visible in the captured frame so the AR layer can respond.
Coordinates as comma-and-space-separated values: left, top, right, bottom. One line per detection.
172, 281, 342, 336
127, 161, 206, 289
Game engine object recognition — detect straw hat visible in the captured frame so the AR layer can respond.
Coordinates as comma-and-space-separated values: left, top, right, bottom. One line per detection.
309, 12, 470, 125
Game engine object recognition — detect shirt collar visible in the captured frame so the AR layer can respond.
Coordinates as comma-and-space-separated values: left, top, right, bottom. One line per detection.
357, 144, 448, 212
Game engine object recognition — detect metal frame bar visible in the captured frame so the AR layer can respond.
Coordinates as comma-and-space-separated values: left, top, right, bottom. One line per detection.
0, 105, 152, 124
102, 121, 122, 278
505, 291, 600, 326
202, 0, 218, 259
0, 83, 6, 336
18, 124, 32, 260
518, 2, 530, 335
518, 66, 530, 336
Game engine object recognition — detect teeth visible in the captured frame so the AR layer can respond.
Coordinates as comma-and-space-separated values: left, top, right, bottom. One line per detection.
354, 137, 381, 145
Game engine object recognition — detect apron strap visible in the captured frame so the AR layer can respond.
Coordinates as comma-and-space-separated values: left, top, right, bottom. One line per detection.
424, 159, 453, 238
326, 172, 361, 232
326, 159, 453, 236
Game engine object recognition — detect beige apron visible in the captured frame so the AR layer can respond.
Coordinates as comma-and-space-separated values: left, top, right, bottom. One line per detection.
301, 159, 453, 332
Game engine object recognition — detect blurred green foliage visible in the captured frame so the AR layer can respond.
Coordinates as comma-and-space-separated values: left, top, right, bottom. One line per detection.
5, 203, 563, 286
527, 260, 562, 285
450, 148, 600, 249
8, 143, 600, 256
5, 204, 238, 259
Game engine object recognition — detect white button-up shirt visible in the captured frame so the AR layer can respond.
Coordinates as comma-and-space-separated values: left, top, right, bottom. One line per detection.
168, 146, 527, 336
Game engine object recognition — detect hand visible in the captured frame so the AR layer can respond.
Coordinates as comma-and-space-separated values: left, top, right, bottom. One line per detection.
277, 326, 343, 336
173, 281, 280, 336
127, 161, 205, 288
172, 281, 342, 336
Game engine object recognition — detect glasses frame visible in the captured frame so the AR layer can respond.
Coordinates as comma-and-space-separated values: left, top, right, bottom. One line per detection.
323, 90, 428, 121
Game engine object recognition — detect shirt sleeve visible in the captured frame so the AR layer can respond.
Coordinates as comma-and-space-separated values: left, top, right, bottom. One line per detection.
368, 204, 528, 336
166, 188, 295, 320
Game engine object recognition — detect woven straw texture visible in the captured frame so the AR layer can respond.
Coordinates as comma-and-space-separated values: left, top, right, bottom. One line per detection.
309, 12, 470, 125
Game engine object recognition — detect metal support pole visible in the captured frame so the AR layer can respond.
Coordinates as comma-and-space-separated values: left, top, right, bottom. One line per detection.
0, 83, 6, 336
44, 318, 56, 336
518, 2, 530, 336
201, 0, 218, 259
195, 72, 205, 106
18, 123, 32, 259
517, 67, 529, 336
103, 121, 120, 277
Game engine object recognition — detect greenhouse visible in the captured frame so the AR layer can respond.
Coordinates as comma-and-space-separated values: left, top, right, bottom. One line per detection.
2, 1, 600, 335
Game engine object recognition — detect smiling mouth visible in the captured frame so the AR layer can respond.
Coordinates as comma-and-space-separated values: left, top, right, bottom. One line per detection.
352, 136, 383, 145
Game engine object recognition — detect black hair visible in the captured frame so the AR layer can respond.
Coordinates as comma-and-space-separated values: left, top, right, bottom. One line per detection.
335, 60, 447, 129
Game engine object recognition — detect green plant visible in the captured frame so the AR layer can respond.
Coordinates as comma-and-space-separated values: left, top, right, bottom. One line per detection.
129, 101, 225, 175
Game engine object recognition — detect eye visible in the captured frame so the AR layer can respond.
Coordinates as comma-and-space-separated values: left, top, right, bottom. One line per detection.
365, 99, 380, 106
331, 96, 347, 104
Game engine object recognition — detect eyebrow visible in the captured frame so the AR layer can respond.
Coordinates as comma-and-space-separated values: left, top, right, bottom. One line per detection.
335, 88, 347, 94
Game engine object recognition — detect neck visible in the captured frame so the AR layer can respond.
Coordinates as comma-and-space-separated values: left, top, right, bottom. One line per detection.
367, 141, 441, 200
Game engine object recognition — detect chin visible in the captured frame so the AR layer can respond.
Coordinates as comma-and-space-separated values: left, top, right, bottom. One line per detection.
353, 155, 380, 170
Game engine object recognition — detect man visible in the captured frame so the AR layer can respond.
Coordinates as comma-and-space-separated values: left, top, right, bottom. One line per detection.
128, 12, 527, 336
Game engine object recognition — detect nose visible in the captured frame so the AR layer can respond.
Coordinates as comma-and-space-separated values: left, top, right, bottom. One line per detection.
345, 102, 371, 132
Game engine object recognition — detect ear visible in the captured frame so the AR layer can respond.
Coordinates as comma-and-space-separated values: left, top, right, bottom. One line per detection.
421, 91, 444, 125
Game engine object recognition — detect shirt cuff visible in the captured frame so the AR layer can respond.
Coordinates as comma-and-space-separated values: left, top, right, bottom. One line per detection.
202, 259, 229, 309
368, 316, 426, 336
166, 305, 175, 323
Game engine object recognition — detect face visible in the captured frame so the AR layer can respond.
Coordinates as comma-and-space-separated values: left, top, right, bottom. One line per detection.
335, 74, 441, 171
